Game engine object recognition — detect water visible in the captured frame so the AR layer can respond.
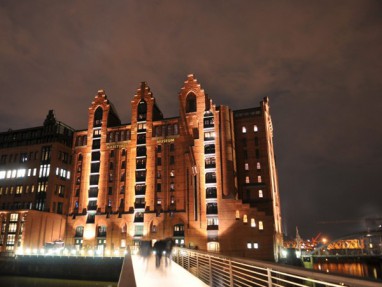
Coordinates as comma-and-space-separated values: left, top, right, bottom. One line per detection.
313, 262, 382, 280
0, 276, 117, 287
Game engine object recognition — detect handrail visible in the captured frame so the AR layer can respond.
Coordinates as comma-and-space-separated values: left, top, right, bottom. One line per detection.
171, 247, 380, 287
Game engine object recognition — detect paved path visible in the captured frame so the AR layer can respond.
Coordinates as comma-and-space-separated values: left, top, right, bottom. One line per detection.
130, 254, 208, 287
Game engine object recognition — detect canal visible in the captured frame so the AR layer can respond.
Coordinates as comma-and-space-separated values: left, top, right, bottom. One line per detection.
313, 261, 382, 280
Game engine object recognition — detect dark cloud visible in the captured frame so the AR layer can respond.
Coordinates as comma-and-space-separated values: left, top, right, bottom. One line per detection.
1, 0, 381, 239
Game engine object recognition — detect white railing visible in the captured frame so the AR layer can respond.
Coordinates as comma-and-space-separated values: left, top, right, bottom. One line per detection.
172, 247, 379, 287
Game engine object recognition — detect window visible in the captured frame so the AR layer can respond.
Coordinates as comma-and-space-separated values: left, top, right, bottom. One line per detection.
170, 156, 174, 165
242, 126, 247, 133
247, 242, 252, 249
206, 203, 218, 214
254, 125, 258, 132
75, 226, 84, 237
186, 93, 197, 113
251, 218, 256, 227
259, 190, 263, 198
257, 162, 261, 170
244, 163, 249, 170
206, 172, 216, 183
243, 214, 248, 223
254, 243, 259, 249
235, 210, 240, 220
259, 221, 264, 230
156, 183, 161, 192
170, 170, 175, 177
245, 176, 250, 183
257, 176, 262, 183
204, 131, 215, 141
205, 157, 216, 168
94, 107, 103, 127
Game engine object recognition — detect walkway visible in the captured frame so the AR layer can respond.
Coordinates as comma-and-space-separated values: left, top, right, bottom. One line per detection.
130, 254, 208, 287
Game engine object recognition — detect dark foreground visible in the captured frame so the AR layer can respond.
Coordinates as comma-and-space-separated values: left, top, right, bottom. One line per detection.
0, 255, 123, 282
0, 276, 117, 287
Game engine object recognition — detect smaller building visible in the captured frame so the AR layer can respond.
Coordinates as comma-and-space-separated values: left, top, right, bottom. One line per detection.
0, 111, 74, 253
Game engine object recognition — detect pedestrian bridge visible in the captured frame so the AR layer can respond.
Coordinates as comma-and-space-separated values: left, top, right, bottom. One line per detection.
118, 247, 379, 287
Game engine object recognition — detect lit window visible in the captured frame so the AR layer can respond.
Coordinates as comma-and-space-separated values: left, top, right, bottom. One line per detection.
244, 163, 249, 170
235, 210, 240, 219
259, 190, 263, 198
254, 125, 258, 132
259, 221, 264, 230
247, 242, 252, 249
245, 176, 250, 183
251, 218, 256, 228
257, 162, 261, 170
242, 126, 247, 133
243, 215, 248, 223
254, 243, 259, 249
257, 176, 262, 183
16, 169, 25, 178
0, 171, 5, 180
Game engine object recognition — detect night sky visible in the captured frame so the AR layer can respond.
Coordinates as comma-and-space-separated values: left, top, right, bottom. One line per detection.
1, 1, 381, 240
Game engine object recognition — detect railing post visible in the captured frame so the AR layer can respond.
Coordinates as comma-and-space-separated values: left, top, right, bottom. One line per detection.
229, 259, 234, 287
208, 256, 212, 286
196, 252, 199, 279
267, 268, 272, 287
187, 250, 190, 271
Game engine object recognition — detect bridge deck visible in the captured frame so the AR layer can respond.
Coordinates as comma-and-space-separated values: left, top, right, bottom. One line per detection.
130, 254, 208, 287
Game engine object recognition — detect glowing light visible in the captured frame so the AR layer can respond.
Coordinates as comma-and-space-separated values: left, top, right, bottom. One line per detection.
114, 250, 120, 256
33, 248, 38, 254
96, 249, 102, 256
71, 249, 77, 255
105, 249, 111, 256
26, 248, 31, 254
87, 250, 94, 256
281, 249, 288, 258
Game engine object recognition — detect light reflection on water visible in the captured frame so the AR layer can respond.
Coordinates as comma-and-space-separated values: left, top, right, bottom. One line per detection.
314, 262, 382, 280
0, 276, 117, 287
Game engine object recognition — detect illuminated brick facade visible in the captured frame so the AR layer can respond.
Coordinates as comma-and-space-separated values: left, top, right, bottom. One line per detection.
0, 74, 282, 261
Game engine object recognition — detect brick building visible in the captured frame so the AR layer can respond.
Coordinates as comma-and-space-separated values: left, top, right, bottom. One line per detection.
0, 74, 282, 261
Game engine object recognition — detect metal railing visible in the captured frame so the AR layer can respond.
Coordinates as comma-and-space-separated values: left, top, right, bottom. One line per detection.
172, 247, 379, 287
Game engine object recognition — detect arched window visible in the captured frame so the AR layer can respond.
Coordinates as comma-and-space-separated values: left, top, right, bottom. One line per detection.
94, 107, 103, 127
186, 93, 197, 113
137, 100, 147, 121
